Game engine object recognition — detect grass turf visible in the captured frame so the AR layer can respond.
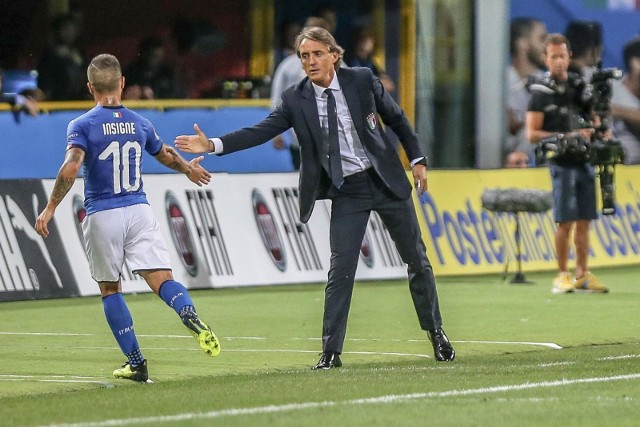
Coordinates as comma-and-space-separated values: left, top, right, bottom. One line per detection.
0, 265, 638, 426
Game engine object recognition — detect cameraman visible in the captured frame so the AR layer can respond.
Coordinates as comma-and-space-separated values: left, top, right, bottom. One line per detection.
526, 33, 608, 294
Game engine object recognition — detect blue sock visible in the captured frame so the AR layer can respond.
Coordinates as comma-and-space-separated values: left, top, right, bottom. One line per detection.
158, 280, 195, 321
102, 293, 144, 366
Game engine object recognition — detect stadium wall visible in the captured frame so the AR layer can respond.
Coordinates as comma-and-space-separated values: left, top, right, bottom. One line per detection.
1, 166, 639, 302
0, 106, 293, 179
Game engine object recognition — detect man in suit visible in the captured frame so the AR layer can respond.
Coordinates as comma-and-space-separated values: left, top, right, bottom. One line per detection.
175, 26, 455, 369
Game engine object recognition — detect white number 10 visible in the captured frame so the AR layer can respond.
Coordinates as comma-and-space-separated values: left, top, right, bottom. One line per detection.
98, 140, 142, 193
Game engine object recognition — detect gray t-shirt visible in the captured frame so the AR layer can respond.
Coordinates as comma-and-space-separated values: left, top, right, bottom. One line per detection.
611, 77, 640, 165
505, 66, 544, 157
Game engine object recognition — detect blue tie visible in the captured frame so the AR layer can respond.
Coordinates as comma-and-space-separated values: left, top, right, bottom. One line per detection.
325, 88, 343, 189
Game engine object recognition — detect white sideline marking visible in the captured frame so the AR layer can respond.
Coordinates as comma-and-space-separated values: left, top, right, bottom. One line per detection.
453, 340, 562, 349
0, 374, 114, 388
0, 378, 112, 385
537, 361, 575, 367
45, 346, 433, 360
138, 335, 268, 340
0, 331, 563, 349
0, 374, 102, 379
0, 331, 93, 336
598, 354, 640, 361
290, 336, 563, 349
226, 349, 432, 359
40, 373, 640, 427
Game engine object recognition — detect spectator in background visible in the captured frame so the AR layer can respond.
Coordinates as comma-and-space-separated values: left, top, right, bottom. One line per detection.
20, 87, 46, 102
37, 13, 86, 100
504, 150, 530, 168
123, 36, 181, 100
344, 27, 395, 94
565, 20, 603, 80
0, 68, 38, 118
270, 16, 333, 170
313, 4, 337, 35
505, 17, 547, 164
276, 20, 302, 66
611, 35, 640, 164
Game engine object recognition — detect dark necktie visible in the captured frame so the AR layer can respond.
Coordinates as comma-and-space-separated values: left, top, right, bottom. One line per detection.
325, 88, 343, 188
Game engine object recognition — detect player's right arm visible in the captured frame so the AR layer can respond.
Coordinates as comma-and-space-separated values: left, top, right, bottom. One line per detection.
154, 144, 211, 186
35, 147, 84, 237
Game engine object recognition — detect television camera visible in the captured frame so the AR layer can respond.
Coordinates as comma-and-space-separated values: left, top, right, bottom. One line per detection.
538, 64, 625, 215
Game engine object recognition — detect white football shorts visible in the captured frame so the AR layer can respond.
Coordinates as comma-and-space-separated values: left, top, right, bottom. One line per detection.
82, 203, 172, 282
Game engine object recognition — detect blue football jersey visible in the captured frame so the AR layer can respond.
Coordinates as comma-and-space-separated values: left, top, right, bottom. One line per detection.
66, 105, 163, 215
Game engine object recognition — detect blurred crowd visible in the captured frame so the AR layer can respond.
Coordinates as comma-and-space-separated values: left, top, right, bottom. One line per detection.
2, 5, 640, 167
505, 17, 640, 166
1, 5, 392, 103
1, 12, 183, 103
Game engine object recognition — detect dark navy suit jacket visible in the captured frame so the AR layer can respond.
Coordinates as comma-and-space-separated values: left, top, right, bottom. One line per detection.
219, 66, 424, 223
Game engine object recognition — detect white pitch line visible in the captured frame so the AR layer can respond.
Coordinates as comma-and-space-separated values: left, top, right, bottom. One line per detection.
0, 331, 93, 336
226, 349, 432, 359
39, 373, 640, 427
32, 346, 432, 360
598, 354, 640, 361
0, 374, 103, 379
537, 361, 575, 367
0, 331, 563, 349
453, 340, 562, 349
0, 378, 113, 386
0, 373, 114, 387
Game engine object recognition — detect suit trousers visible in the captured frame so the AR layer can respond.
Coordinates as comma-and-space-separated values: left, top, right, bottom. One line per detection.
322, 168, 443, 354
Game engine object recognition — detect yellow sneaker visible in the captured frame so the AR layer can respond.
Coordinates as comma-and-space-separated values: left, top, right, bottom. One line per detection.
182, 313, 221, 357
552, 272, 574, 294
113, 359, 152, 383
574, 272, 609, 293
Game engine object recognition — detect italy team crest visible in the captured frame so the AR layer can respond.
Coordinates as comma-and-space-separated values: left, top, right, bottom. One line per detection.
366, 113, 377, 130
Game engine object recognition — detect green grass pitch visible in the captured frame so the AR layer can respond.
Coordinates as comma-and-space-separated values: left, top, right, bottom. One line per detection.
1, 266, 639, 427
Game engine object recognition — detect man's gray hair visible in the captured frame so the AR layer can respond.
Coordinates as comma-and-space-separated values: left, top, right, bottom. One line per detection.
295, 26, 344, 69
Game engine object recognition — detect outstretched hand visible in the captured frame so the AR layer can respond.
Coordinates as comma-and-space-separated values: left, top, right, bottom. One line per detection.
186, 156, 211, 186
175, 123, 211, 154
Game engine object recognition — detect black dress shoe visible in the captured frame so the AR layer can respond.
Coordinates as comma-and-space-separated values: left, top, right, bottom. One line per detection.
428, 328, 455, 361
312, 351, 342, 370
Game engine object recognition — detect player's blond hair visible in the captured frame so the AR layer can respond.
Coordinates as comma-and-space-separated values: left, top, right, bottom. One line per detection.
87, 54, 122, 93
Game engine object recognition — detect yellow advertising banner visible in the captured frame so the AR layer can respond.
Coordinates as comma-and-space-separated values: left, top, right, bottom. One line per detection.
411, 165, 640, 276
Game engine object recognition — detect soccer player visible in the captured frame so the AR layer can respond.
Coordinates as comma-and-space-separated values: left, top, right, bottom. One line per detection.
34, 53, 220, 383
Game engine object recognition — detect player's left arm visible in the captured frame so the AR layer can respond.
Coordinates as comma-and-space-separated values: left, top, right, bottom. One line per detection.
35, 147, 84, 237
154, 144, 211, 186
